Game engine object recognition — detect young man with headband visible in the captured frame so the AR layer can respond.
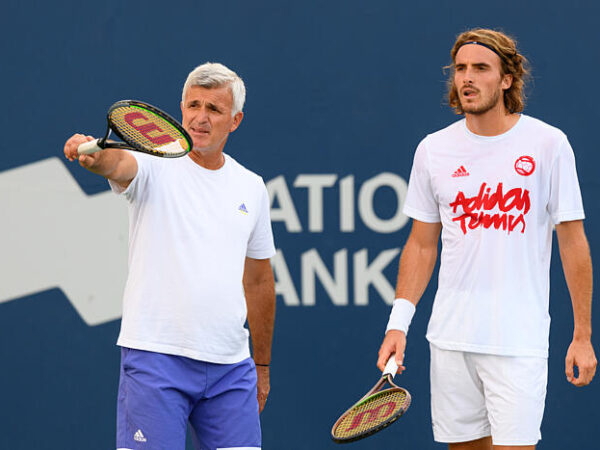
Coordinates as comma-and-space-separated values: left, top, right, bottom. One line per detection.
377, 28, 597, 449
64, 62, 276, 450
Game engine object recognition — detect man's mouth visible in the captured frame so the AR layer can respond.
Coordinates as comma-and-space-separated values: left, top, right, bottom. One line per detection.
190, 126, 210, 136
462, 87, 478, 98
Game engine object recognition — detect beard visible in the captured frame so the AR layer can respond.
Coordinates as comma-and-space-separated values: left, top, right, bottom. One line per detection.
459, 88, 504, 115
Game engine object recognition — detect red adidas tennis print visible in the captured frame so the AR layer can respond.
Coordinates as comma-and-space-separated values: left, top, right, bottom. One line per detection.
401, 115, 584, 358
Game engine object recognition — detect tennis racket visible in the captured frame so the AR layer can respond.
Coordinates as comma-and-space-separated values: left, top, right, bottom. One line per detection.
331, 356, 411, 443
77, 100, 193, 158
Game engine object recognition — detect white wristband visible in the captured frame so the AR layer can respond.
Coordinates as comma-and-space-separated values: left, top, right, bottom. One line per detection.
385, 298, 416, 335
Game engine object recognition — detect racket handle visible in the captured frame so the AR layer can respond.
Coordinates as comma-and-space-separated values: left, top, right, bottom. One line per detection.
383, 356, 399, 377
78, 139, 102, 155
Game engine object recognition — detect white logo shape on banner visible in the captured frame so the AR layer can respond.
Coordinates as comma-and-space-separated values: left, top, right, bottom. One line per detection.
0, 158, 128, 325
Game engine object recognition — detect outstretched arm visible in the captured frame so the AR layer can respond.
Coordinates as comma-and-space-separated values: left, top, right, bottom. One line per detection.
556, 219, 597, 386
63, 133, 137, 190
243, 257, 276, 412
377, 219, 441, 373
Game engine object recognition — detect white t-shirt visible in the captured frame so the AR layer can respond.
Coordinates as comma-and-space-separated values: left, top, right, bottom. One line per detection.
110, 152, 276, 364
404, 115, 584, 357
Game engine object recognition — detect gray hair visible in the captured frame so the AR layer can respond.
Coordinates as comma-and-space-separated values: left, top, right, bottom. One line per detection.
181, 62, 246, 116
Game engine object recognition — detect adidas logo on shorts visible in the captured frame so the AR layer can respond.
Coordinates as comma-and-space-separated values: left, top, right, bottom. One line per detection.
134, 429, 147, 442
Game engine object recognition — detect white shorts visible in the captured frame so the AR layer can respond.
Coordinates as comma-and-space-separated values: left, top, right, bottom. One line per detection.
430, 344, 547, 446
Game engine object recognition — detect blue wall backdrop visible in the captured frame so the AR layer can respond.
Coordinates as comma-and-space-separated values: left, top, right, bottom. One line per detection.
1, 1, 599, 449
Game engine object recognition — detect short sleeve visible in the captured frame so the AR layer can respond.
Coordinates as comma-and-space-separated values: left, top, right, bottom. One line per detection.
403, 138, 442, 223
548, 135, 585, 224
246, 180, 276, 259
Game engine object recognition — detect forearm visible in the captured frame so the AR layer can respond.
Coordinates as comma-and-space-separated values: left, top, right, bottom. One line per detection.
244, 262, 276, 365
65, 134, 137, 188
246, 269, 275, 413
378, 221, 440, 371
83, 149, 137, 185
383, 221, 440, 341
556, 220, 597, 386
384, 239, 437, 337
559, 231, 593, 340
394, 227, 440, 306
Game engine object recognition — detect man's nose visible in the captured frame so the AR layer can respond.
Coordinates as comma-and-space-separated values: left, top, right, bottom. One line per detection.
463, 68, 474, 84
193, 106, 209, 122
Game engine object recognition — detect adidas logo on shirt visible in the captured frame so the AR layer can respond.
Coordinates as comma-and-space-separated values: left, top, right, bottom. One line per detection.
134, 429, 147, 442
452, 166, 470, 177
238, 203, 249, 214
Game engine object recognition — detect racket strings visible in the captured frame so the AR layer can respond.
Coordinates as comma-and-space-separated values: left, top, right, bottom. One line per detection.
109, 105, 191, 155
332, 389, 410, 440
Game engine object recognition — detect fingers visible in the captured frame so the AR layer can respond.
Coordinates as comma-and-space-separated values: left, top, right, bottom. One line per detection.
567, 361, 597, 386
257, 390, 269, 412
63, 133, 94, 162
255, 365, 270, 413
565, 354, 574, 383
377, 330, 407, 374
576, 366, 596, 386
77, 153, 101, 170
377, 339, 394, 371
565, 342, 598, 387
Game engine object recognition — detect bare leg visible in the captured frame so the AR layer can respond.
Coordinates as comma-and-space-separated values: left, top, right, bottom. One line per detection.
449, 437, 492, 450
448, 439, 535, 450
494, 446, 535, 450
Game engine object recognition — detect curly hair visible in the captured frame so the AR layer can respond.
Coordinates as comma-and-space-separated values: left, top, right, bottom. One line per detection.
447, 28, 530, 115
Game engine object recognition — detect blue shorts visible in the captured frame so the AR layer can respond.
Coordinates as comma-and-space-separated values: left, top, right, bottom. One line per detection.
116, 347, 261, 450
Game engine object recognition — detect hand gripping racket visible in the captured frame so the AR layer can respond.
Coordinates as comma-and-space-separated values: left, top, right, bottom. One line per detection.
77, 100, 193, 158
331, 357, 411, 443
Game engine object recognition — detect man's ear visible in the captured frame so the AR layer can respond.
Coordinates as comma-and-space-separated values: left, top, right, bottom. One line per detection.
230, 111, 244, 132
502, 73, 513, 90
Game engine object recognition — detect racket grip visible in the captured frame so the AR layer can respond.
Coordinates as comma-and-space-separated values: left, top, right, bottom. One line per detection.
383, 356, 399, 377
77, 139, 102, 155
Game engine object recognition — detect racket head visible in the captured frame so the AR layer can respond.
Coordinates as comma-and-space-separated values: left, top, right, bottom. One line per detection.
331, 376, 411, 444
107, 100, 193, 157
